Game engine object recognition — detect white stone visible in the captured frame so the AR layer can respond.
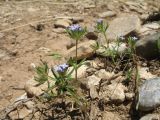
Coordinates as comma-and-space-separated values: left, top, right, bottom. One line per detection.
99, 11, 116, 18
65, 40, 96, 60
125, 93, 134, 101
109, 83, 127, 103
100, 83, 127, 103
14, 93, 27, 103
24, 101, 35, 110
90, 85, 99, 98
38, 47, 51, 53
95, 69, 114, 79
140, 114, 160, 120
138, 23, 160, 36
54, 19, 72, 28
24, 70, 55, 97
87, 75, 101, 87
138, 67, 157, 80
144, 23, 160, 29
96, 42, 127, 57
68, 64, 88, 79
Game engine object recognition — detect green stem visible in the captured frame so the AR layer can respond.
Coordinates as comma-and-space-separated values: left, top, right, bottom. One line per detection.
75, 40, 78, 81
104, 32, 109, 47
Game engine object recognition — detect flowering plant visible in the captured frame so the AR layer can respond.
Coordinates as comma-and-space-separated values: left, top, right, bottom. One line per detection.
66, 24, 87, 81
66, 24, 86, 40
51, 63, 75, 96
127, 36, 138, 56
96, 19, 108, 33
96, 19, 109, 46
34, 61, 81, 101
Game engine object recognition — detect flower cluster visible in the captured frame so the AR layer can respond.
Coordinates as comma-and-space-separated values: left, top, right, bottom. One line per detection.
97, 19, 103, 24
132, 36, 138, 41
66, 24, 86, 40
54, 63, 69, 73
68, 24, 82, 31
96, 19, 108, 34
118, 36, 138, 41
119, 36, 125, 41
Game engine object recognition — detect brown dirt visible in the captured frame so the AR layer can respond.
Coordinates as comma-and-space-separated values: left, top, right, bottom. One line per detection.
0, 0, 80, 110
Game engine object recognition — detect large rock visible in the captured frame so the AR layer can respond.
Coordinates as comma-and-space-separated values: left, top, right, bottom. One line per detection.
138, 77, 160, 111
64, 40, 96, 60
136, 32, 160, 59
140, 114, 160, 120
100, 14, 141, 41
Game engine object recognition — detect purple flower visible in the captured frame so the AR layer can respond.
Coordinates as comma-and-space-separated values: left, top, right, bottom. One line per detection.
68, 24, 82, 31
97, 19, 103, 24
132, 36, 138, 41
119, 36, 125, 40
54, 63, 69, 73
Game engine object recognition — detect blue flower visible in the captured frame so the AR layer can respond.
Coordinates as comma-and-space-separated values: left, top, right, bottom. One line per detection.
132, 36, 138, 41
119, 36, 125, 40
68, 24, 82, 31
97, 19, 103, 24
54, 63, 69, 73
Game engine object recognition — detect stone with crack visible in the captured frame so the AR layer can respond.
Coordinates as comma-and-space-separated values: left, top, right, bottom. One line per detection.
64, 40, 96, 60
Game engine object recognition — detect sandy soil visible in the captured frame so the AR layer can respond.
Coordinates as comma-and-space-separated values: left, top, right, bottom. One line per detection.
0, 0, 160, 112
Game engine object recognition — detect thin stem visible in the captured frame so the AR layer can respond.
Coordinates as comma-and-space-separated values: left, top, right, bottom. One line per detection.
75, 40, 78, 81
133, 53, 139, 93
104, 32, 109, 47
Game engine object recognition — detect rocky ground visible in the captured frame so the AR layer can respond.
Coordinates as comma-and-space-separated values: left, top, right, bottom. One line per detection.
0, 0, 160, 120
